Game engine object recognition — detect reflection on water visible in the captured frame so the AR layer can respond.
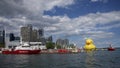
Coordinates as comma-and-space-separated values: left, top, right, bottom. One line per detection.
85, 51, 96, 68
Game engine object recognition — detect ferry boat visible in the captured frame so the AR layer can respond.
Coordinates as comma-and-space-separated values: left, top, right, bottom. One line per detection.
2, 42, 41, 54
108, 44, 115, 51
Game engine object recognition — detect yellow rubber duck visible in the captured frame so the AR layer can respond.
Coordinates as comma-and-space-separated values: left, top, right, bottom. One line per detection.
84, 38, 96, 51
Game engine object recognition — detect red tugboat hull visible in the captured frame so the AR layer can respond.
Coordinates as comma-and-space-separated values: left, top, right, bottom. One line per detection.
108, 44, 115, 51
108, 48, 115, 51
2, 50, 41, 54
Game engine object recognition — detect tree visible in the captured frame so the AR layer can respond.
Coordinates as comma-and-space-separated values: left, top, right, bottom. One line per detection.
46, 42, 55, 49
0, 43, 5, 48
56, 45, 62, 49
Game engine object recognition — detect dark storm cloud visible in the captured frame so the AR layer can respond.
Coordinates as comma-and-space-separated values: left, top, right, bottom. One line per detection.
0, 0, 47, 35
0, 0, 29, 17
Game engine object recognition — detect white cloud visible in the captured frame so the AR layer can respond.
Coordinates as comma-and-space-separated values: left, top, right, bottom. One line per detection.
22, 0, 74, 15
44, 11, 120, 38
90, 0, 108, 3
1, 7, 120, 39
91, 0, 99, 2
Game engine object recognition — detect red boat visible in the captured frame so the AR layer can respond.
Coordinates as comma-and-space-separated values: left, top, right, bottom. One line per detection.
2, 50, 40, 54
108, 44, 115, 51
57, 49, 69, 53
2, 43, 41, 54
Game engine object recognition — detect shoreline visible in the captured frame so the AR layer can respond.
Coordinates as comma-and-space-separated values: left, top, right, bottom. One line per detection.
0, 48, 81, 54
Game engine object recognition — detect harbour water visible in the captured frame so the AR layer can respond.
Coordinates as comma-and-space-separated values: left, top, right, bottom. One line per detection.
0, 49, 120, 68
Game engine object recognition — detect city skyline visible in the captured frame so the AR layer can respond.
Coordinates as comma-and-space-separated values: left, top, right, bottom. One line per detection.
0, 0, 120, 48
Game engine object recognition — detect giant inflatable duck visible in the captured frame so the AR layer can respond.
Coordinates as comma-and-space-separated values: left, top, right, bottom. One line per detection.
84, 38, 96, 51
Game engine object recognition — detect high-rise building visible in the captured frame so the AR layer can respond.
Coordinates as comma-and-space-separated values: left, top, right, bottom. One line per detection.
0, 28, 5, 47
21, 24, 32, 42
0, 29, 5, 43
56, 38, 63, 46
38, 29, 44, 37
21, 24, 45, 42
9, 33, 15, 41
47, 35, 53, 42
39, 37, 46, 44
5, 34, 20, 48
63, 39, 69, 46
56, 38, 69, 48
31, 29, 38, 42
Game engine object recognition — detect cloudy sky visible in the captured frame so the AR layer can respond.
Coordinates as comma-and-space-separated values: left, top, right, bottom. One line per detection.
0, 0, 120, 48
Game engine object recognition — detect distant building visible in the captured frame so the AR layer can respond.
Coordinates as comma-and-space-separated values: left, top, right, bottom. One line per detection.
56, 38, 69, 48
38, 29, 44, 37
31, 29, 38, 42
39, 37, 46, 44
56, 38, 63, 46
5, 33, 20, 48
0, 29, 5, 43
0, 28, 5, 47
20, 24, 47, 49
47, 35, 53, 42
14, 36, 20, 40
63, 39, 69, 46
5, 36, 20, 48
21, 24, 45, 43
9, 33, 15, 41
21, 24, 32, 42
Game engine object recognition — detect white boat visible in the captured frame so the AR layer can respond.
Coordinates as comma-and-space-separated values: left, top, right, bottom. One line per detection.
2, 42, 41, 54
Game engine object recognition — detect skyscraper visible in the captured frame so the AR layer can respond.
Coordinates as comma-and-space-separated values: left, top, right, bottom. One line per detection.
37, 28, 45, 42
63, 39, 69, 46
47, 35, 53, 42
21, 24, 45, 42
56, 38, 69, 48
31, 29, 38, 42
56, 38, 63, 46
38, 29, 44, 37
21, 24, 32, 42
0, 28, 5, 47
9, 33, 15, 41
